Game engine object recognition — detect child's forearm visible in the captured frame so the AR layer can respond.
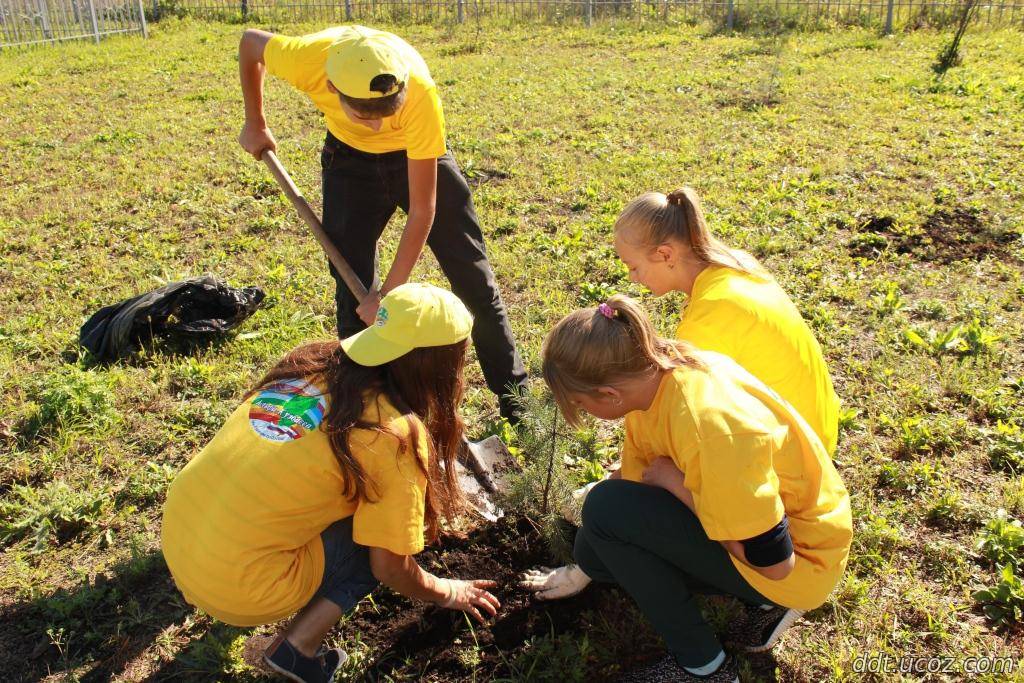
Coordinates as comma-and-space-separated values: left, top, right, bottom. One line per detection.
368, 547, 501, 623
381, 215, 431, 294
368, 548, 447, 603
381, 158, 436, 295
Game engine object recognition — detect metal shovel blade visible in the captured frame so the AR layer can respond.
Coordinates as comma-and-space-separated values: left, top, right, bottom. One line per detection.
456, 460, 502, 522
457, 435, 517, 521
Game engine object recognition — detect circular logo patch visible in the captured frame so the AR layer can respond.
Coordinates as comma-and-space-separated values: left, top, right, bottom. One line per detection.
375, 307, 389, 327
249, 378, 327, 443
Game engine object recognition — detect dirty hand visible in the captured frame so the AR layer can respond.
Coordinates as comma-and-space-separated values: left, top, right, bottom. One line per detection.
356, 289, 382, 327
519, 564, 591, 600
238, 121, 277, 159
436, 578, 500, 623
642, 456, 685, 492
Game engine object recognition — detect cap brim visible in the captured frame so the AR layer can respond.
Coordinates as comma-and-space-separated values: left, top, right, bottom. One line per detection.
340, 327, 410, 367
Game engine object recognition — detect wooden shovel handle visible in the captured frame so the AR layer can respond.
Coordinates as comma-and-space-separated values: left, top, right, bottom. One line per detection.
260, 149, 369, 302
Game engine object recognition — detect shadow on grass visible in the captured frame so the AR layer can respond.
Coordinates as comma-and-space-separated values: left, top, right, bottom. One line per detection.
0, 549, 190, 682
0, 540, 787, 682
66, 331, 241, 371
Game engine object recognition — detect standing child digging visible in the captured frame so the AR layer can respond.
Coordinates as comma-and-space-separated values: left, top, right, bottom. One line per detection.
535, 296, 852, 682
237, 25, 527, 423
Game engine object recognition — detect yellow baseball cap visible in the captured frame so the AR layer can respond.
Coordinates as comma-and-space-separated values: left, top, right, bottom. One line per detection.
341, 283, 473, 367
325, 26, 409, 99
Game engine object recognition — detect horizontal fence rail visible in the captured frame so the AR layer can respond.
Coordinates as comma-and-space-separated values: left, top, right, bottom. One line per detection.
163, 0, 1022, 28
1, 0, 148, 47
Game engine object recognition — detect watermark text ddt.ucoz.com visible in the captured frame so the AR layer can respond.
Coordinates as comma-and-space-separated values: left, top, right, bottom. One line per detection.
853, 652, 1018, 676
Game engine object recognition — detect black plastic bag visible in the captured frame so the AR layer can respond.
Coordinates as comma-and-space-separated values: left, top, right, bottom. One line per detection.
80, 276, 265, 362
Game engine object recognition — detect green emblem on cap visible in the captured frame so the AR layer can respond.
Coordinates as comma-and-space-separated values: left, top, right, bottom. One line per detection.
375, 307, 389, 327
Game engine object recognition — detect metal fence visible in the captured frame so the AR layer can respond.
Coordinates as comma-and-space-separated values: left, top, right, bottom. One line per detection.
164, 0, 1022, 29
1, 0, 148, 48
1, 0, 1019, 50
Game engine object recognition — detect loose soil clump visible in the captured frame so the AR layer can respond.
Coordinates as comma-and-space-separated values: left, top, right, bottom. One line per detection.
342, 516, 663, 681
846, 207, 1020, 263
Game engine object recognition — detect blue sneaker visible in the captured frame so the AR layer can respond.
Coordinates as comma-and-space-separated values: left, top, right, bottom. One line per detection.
263, 635, 347, 683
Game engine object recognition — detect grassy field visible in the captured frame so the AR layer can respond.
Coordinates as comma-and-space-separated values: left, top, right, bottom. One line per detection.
2, 15, 1024, 682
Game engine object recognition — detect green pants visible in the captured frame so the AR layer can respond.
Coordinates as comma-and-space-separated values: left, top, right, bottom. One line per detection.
574, 479, 773, 667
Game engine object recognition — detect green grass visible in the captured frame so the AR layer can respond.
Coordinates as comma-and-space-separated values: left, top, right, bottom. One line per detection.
2, 15, 1024, 681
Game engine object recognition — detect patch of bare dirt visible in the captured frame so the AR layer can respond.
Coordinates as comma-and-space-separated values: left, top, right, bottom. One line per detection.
846, 206, 1020, 263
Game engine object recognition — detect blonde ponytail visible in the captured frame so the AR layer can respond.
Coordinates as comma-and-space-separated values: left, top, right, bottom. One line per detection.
616, 188, 766, 278
542, 295, 704, 427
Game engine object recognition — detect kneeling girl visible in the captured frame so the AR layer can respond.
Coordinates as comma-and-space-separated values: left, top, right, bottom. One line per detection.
542, 295, 852, 682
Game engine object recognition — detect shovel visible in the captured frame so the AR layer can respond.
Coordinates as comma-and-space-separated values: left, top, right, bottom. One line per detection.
259, 149, 513, 520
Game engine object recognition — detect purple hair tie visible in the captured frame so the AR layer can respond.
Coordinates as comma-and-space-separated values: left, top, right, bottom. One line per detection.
598, 303, 615, 320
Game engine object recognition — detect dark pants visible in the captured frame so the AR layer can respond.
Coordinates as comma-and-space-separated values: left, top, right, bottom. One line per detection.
320, 133, 527, 419
313, 517, 378, 612
575, 480, 772, 668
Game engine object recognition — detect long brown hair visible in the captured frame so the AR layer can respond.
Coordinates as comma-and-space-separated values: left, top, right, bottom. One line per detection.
248, 339, 467, 541
615, 188, 767, 279
542, 295, 705, 428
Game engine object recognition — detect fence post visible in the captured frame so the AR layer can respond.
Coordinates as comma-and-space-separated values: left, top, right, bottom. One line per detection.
344, 0, 352, 20
37, 0, 53, 40
152, 0, 158, 20
136, 0, 148, 37
87, 0, 100, 43
457, 0, 464, 22
726, 0, 734, 28
884, 0, 894, 32
585, 0, 592, 25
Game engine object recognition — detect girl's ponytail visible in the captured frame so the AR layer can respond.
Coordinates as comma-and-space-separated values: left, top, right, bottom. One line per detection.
617, 187, 766, 278
604, 295, 701, 374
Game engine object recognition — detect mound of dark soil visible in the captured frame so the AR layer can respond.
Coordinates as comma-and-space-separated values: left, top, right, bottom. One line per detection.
846, 207, 1020, 264
905, 207, 1017, 263
344, 516, 663, 681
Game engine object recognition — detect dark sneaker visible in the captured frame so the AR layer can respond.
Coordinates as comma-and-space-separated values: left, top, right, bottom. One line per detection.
729, 604, 806, 653
615, 654, 739, 682
263, 635, 347, 683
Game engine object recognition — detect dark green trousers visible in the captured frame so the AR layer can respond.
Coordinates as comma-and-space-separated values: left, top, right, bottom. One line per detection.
575, 479, 773, 668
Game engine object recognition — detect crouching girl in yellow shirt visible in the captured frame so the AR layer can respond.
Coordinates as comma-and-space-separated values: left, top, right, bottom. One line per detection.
161, 284, 499, 683
613, 187, 840, 455
541, 296, 852, 683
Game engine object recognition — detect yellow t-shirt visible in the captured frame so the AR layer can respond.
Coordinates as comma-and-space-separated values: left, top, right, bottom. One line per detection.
161, 378, 429, 627
620, 352, 852, 610
264, 26, 446, 160
676, 266, 840, 455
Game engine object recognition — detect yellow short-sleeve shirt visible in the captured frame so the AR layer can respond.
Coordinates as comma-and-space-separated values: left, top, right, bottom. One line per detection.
621, 352, 852, 610
676, 266, 840, 455
161, 379, 429, 627
264, 26, 446, 160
